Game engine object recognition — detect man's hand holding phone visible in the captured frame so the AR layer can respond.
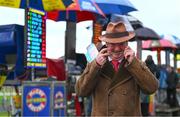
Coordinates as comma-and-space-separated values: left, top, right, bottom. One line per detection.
96, 48, 109, 66
124, 46, 135, 64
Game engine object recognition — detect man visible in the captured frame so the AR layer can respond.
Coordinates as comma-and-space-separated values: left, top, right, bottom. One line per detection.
75, 15, 159, 116
166, 65, 179, 107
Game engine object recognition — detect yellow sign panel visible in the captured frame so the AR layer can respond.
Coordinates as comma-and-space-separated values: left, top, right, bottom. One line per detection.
176, 54, 180, 61
0, 0, 21, 8
29, 8, 45, 15
42, 0, 66, 11
0, 75, 6, 87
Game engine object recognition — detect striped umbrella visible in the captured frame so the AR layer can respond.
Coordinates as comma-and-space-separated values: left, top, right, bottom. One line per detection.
161, 34, 180, 47
142, 39, 177, 50
142, 39, 177, 65
161, 34, 180, 68
47, 0, 105, 22
0, 0, 72, 11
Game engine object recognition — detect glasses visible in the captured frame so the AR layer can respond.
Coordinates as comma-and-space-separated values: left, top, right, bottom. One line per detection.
106, 42, 127, 49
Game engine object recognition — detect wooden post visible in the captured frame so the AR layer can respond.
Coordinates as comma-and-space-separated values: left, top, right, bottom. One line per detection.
65, 21, 76, 62
165, 50, 170, 65
174, 50, 177, 69
136, 40, 142, 60
157, 49, 161, 65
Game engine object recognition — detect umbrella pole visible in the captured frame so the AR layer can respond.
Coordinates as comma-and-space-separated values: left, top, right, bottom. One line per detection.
157, 49, 161, 65
65, 21, 76, 62
165, 50, 170, 65
174, 50, 177, 69
136, 40, 142, 60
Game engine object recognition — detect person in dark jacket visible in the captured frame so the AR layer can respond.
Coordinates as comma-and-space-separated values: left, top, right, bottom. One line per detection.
145, 55, 160, 79
75, 14, 159, 116
140, 55, 159, 116
166, 65, 179, 107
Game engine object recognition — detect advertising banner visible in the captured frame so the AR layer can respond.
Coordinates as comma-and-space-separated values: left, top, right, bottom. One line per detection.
53, 84, 66, 116
22, 85, 51, 116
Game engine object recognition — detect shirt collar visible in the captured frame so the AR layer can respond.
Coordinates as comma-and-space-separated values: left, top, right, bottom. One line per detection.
108, 56, 123, 63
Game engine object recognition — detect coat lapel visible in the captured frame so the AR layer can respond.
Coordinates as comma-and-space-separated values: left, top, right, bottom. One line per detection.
100, 61, 115, 80
109, 59, 132, 89
100, 59, 132, 89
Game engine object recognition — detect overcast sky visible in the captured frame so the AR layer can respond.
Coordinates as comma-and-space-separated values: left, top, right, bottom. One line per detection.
129, 0, 180, 38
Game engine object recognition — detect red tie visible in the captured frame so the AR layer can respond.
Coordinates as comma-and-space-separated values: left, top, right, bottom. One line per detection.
111, 60, 120, 72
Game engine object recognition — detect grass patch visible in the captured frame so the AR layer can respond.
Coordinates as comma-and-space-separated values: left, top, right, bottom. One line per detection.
0, 111, 9, 117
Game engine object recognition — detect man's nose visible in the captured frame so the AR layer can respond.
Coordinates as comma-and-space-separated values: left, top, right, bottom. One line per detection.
114, 45, 123, 50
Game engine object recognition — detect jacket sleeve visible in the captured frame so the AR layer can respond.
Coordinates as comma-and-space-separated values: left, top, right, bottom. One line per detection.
126, 57, 159, 94
75, 60, 101, 97
175, 73, 179, 86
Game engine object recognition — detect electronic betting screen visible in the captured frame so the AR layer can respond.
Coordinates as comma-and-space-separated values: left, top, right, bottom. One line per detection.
93, 23, 102, 44
25, 8, 46, 68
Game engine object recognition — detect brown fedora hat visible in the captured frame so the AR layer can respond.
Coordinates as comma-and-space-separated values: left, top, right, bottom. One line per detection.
99, 21, 135, 43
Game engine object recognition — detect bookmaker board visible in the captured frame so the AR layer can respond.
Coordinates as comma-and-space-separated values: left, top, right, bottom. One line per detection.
25, 7, 46, 68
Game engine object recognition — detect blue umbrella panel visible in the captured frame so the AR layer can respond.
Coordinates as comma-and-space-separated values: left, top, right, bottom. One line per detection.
94, 0, 137, 15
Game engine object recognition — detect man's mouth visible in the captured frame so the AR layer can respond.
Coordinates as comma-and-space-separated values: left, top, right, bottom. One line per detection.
111, 51, 124, 55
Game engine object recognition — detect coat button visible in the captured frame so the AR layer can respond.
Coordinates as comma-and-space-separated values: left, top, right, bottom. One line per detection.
122, 90, 127, 95
109, 111, 114, 116
108, 92, 113, 96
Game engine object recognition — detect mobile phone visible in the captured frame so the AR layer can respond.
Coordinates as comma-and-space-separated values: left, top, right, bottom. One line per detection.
99, 44, 107, 51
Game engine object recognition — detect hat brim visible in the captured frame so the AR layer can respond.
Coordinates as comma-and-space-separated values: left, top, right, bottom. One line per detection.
99, 32, 135, 43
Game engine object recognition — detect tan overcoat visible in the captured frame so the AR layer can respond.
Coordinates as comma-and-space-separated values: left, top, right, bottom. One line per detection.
76, 58, 159, 116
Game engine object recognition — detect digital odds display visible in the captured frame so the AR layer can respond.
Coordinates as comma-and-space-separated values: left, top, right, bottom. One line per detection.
93, 23, 102, 44
25, 8, 46, 68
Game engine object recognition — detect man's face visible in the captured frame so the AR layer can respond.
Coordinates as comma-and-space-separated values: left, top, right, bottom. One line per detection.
166, 66, 172, 73
106, 42, 128, 60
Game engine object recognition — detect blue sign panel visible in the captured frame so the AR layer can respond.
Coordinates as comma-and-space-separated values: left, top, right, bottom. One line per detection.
53, 85, 66, 116
22, 85, 51, 116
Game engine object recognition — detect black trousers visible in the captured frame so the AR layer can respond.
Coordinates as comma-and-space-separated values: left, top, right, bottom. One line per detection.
167, 88, 178, 107
141, 103, 149, 116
